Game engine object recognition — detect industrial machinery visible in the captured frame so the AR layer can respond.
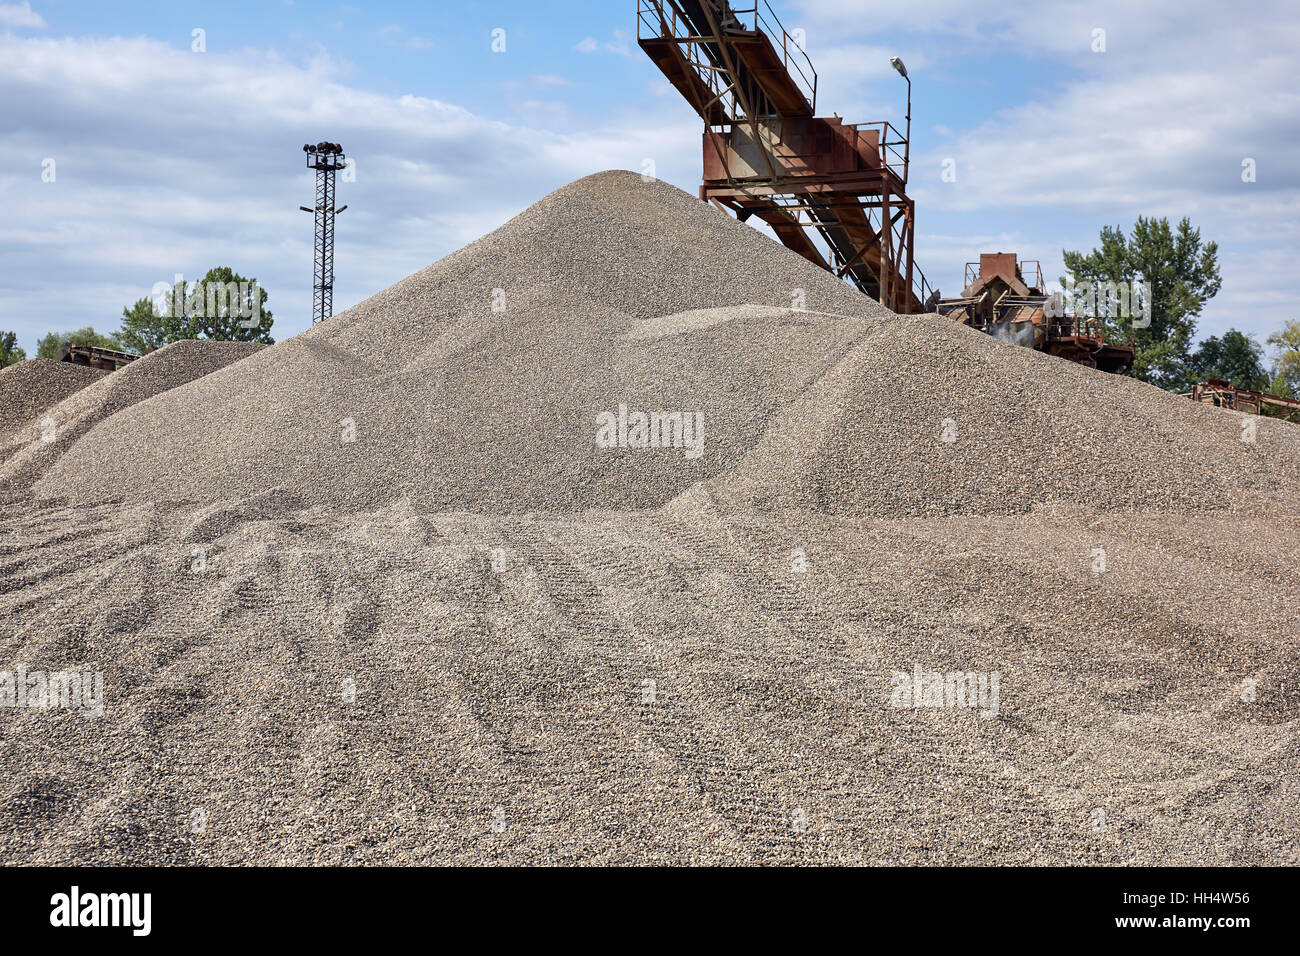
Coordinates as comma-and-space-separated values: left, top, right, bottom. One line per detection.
637, 0, 935, 313
935, 253, 1134, 373
59, 344, 137, 371
1189, 379, 1300, 421
636, 2, 1137, 373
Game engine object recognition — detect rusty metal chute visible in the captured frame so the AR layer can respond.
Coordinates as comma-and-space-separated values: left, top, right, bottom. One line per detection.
637, 0, 934, 314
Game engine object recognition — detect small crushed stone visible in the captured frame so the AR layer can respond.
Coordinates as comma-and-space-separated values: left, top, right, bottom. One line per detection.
0, 359, 105, 456
1, 339, 263, 489
28, 171, 1300, 517
0, 171, 1296, 865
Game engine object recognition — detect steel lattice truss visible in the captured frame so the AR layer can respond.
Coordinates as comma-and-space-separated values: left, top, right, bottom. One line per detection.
302, 143, 347, 325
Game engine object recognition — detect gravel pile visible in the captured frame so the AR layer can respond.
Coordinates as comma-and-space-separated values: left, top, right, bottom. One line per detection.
2, 340, 263, 489
27, 171, 1300, 516
1, 170, 1297, 865
33, 171, 889, 509
1, 500, 1295, 864
0, 359, 105, 455
671, 312, 1300, 517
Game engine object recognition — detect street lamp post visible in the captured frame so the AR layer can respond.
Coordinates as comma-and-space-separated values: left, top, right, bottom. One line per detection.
890, 56, 911, 186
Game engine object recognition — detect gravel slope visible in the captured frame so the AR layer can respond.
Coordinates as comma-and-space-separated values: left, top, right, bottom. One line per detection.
28, 172, 1300, 517
0, 359, 105, 457
0, 499, 1295, 864
0, 171, 1296, 865
2, 340, 263, 489
34, 172, 890, 509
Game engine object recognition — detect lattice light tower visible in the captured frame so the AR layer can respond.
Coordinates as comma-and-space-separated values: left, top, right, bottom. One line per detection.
300, 142, 348, 324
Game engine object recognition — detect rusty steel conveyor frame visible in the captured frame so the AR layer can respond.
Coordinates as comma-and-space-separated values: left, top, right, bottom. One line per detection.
637, 0, 935, 313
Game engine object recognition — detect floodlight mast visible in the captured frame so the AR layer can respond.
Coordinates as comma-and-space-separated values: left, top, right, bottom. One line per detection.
302, 142, 347, 324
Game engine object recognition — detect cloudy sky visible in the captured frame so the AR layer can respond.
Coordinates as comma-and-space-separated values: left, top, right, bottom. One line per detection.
2, 0, 1296, 356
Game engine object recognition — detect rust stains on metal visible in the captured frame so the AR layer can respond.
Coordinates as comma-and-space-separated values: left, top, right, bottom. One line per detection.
637, 0, 933, 314
58, 344, 138, 371
936, 253, 1135, 374
1190, 379, 1300, 420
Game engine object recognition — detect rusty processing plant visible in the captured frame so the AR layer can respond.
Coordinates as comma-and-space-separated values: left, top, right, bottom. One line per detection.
637, 0, 1135, 372
935, 253, 1135, 372
637, 0, 935, 315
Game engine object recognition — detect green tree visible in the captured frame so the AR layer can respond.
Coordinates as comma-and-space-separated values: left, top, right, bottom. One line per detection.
116, 267, 275, 353
0, 331, 26, 367
1266, 319, 1300, 398
1188, 329, 1268, 391
187, 266, 274, 343
116, 296, 185, 355
1063, 216, 1221, 389
35, 326, 123, 360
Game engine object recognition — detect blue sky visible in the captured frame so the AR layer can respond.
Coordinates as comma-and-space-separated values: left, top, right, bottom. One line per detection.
2, 0, 1297, 357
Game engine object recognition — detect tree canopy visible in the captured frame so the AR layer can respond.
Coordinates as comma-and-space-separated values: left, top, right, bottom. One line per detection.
1266, 319, 1300, 399
1188, 330, 1268, 392
35, 326, 121, 360
116, 266, 275, 354
0, 331, 26, 367
1063, 216, 1221, 389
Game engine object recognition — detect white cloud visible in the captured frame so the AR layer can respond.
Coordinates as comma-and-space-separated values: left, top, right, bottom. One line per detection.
376, 23, 433, 49
799, 42, 918, 116
0, 1, 45, 29
0, 33, 700, 350
574, 31, 631, 57
529, 73, 572, 87
604, 29, 632, 57
790, 0, 1285, 59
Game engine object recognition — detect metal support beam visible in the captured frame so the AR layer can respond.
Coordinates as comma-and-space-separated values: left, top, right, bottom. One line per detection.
637, 1, 932, 313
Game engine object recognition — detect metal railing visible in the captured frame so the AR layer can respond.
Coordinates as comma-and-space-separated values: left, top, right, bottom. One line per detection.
835, 251, 937, 315
963, 258, 1044, 292
746, 1, 817, 112
1046, 290, 1140, 346
1020, 259, 1044, 291
911, 262, 937, 313
850, 121, 909, 182
1044, 312, 1110, 343
636, 1, 817, 114
636, 0, 682, 42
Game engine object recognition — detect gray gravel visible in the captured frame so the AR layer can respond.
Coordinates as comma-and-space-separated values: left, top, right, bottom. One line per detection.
2, 340, 263, 490
0, 170, 1297, 865
1, 501, 1295, 864
0, 359, 105, 456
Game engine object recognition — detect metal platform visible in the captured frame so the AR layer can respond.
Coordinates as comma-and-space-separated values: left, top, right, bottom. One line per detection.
59, 344, 137, 371
1190, 379, 1300, 420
